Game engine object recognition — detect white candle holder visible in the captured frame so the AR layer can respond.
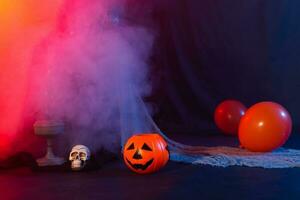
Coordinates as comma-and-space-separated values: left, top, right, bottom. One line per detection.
34, 120, 65, 166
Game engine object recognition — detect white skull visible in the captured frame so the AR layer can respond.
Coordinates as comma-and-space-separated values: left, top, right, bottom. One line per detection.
69, 145, 91, 171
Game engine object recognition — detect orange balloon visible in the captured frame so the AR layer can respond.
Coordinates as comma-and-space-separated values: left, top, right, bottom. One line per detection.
214, 100, 247, 135
123, 133, 169, 174
239, 102, 292, 152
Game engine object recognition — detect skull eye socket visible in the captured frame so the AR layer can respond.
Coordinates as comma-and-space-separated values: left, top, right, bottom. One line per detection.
79, 152, 87, 159
71, 152, 78, 158
141, 143, 152, 151
127, 143, 135, 150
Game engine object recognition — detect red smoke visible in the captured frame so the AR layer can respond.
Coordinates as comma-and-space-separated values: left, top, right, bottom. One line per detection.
0, 0, 153, 158
0, 0, 63, 158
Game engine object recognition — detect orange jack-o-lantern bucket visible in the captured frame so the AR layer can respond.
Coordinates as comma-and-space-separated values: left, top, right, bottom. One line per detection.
123, 133, 169, 174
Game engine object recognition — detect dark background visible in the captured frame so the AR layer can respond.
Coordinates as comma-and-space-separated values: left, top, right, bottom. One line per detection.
126, 0, 300, 135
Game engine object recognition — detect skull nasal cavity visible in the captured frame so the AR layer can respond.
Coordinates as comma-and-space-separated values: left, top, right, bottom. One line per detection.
133, 150, 143, 160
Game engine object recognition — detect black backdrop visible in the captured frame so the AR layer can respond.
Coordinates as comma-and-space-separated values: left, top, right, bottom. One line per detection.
126, 0, 300, 135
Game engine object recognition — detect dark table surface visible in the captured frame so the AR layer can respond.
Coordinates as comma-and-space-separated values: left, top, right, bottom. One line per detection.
1, 134, 300, 200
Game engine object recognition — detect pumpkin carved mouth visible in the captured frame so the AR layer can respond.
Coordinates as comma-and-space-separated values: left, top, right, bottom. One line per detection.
126, 158, 154, 170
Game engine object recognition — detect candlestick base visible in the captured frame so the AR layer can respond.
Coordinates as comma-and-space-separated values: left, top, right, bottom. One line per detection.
37, 156, 65, 167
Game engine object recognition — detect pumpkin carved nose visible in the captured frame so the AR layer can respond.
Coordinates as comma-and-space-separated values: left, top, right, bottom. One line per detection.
133, 149, 143, 160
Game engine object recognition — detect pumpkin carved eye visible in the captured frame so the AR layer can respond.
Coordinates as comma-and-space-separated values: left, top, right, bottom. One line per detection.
141, 143, 152, 151
127, 143, 135, 150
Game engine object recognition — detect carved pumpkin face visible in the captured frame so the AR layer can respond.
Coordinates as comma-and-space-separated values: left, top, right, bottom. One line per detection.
123, 133, 169, 174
